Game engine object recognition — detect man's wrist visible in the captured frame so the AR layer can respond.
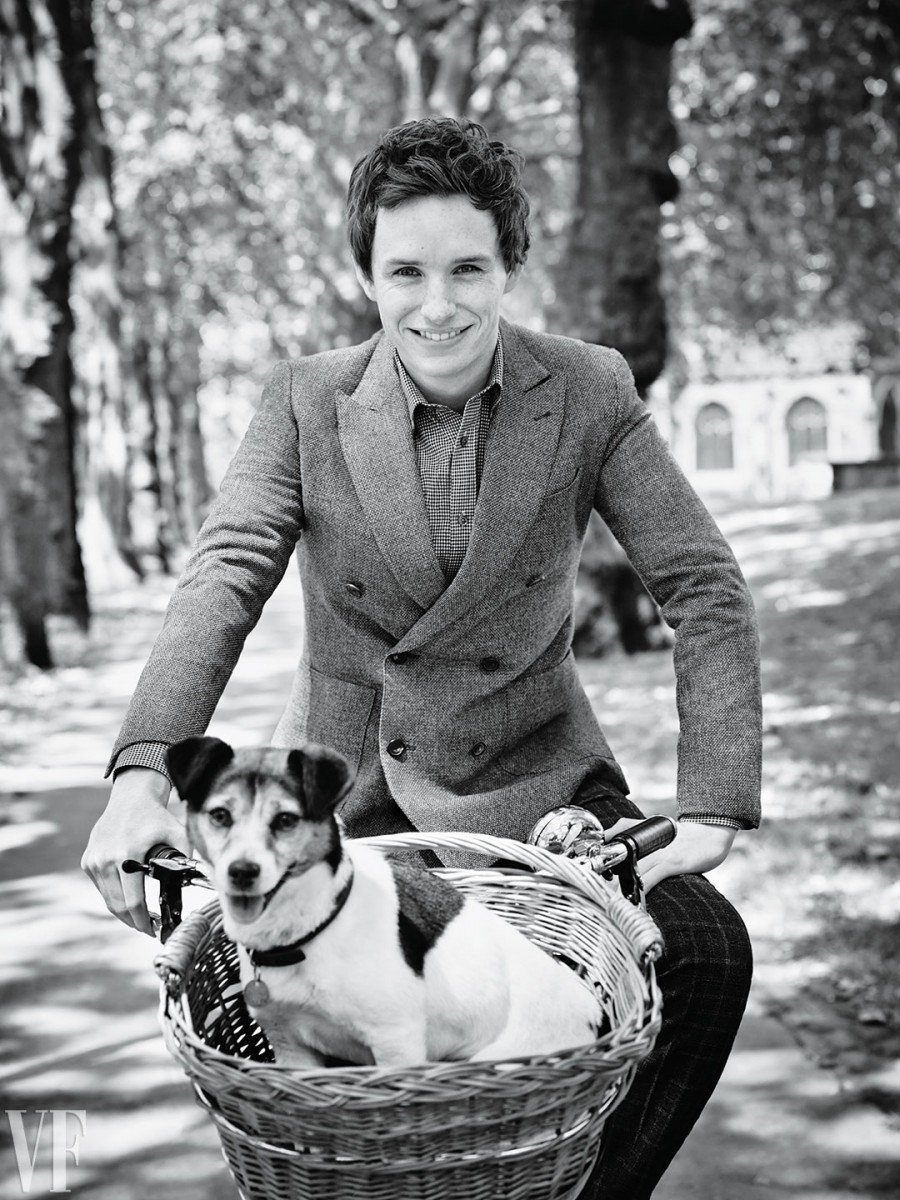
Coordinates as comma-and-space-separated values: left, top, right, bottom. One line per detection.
112, 741, 172, 783
678, 814, 743, 830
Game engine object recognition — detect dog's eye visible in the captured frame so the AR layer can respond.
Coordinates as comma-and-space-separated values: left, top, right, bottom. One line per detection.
207, 807, 232, 828
271, 812, 300, 834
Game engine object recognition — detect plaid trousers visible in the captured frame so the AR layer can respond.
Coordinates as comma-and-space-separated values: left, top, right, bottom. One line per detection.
574, 783, 753, 1200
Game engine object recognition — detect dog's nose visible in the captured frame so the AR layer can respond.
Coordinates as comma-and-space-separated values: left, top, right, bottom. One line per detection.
228, 860, 261, 889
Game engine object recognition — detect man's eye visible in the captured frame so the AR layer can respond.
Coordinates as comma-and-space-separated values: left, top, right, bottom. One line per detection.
207, 808, 232, 828
271, 812, 300, 834
456, 264, 482, 273
394, 267, 419, 277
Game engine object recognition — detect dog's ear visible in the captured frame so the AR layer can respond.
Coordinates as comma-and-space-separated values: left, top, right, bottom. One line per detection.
285, 744, 353, 821
166, 736, 235, 809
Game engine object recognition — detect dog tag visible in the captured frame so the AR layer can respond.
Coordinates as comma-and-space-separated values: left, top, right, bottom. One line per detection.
244, 978, 270, 1007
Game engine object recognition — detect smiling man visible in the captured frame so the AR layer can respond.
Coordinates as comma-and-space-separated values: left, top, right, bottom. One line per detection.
83, 117, 761, 1199
355, 194, 521, 410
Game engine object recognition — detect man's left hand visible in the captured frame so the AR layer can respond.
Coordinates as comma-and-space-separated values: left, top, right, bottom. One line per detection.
604, 818, 737, 893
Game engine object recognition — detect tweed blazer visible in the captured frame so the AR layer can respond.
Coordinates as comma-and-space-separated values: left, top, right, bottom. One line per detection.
109, 320, 762, 842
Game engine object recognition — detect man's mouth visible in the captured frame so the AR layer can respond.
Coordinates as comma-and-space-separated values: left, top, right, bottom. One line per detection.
410, 327, 468, 342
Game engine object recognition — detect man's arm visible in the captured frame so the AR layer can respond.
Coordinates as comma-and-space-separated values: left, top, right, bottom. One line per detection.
590, 350, 762, 886
83, 361, 304, 932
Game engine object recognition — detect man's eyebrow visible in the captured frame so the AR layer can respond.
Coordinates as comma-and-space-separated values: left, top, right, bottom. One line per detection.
381, 254, 495, 268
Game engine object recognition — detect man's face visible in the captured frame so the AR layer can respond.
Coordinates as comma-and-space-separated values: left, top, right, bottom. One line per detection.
356, 194, 522, 409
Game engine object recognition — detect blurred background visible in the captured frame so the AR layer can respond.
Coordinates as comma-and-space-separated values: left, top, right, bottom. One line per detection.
1, 2, 899, 1195
2, 0, 898, 667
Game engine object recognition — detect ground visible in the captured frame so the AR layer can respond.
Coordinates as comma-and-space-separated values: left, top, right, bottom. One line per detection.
1, 487, 899, 1197
578, 487, 900, 1110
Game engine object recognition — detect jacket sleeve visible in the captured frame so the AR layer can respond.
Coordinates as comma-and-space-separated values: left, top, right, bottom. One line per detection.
106, 361, 304, 774
592, 350, 762, 828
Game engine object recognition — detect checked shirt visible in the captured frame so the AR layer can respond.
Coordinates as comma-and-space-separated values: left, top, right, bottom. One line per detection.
394, 340, 503, 580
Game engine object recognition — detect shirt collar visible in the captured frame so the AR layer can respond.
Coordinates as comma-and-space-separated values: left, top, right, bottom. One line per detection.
394, 337, 504, 425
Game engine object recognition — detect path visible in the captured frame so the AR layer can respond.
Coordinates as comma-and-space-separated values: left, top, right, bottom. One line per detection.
2, 565, 898, 1197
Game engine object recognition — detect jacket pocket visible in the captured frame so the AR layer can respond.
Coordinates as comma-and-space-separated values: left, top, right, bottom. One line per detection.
544, 464, 582, 499
498, 650, 582, 777
274, 663, 377, 778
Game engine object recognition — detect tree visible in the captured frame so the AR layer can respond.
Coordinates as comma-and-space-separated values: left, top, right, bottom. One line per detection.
560, 0, 694, 655
666, 0, 900, 364
0, 0, 135, 667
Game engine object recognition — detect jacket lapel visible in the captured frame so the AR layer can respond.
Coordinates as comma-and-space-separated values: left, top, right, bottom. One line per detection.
336, 335, 448, 612
395, 320, 564, 651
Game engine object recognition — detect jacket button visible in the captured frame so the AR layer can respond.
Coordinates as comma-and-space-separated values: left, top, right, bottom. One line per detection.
387, 739, 407, 761
469, 742, 486, 758
479, 656, 501, 673
345, 580, 365, 598
388, 652, 411, 665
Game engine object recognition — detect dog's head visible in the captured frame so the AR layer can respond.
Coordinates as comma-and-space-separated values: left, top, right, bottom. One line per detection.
166, 737, 353, 926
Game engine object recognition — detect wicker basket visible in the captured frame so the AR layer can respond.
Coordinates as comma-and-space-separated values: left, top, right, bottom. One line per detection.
154, 831, 664, 1200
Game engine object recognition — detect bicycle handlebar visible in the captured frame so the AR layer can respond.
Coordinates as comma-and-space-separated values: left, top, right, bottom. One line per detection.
123, 814, 676, 939
527, 811, 677, 903
122, 844, 211, 943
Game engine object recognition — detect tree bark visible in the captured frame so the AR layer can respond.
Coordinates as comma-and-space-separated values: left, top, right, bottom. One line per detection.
0, 0, 85, 664
563, 0, 693, 656
49, 0, 142, 590
561, 0, 691, 389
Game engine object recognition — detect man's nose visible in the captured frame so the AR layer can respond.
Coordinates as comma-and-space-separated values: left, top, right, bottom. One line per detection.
419, 279, 456, 323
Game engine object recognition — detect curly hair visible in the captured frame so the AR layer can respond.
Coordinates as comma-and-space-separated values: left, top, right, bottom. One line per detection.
346, 117, 530, 279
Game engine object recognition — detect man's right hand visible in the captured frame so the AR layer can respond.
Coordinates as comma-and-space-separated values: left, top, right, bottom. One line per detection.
81, 767, 189, 936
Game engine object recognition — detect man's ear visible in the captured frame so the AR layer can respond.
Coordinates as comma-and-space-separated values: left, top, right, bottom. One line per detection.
353, 261, 376, 302
166, 737, 234, 810
286, 744, 353, 821
503, 262, 524, 294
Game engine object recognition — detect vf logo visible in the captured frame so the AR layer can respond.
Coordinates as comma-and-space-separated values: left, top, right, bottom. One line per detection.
6, 1110, 87, 1194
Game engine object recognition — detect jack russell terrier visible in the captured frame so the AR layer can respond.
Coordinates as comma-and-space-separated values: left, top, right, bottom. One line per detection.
167, 736, 603, 1068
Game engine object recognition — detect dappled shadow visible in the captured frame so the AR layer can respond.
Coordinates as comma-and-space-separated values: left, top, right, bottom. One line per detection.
658, 999, 900, 1199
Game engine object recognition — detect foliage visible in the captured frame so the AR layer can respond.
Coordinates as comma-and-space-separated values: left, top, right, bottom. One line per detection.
94, 0, 575, 443
667, 0, 900, 364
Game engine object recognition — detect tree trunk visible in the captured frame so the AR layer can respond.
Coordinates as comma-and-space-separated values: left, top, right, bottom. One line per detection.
561, 0, 692, 388
132, 332, 175, 573
49, 0, 142, 591
159, 331, 211, 545
0, 0, 85, 665
563, 0, 693, 656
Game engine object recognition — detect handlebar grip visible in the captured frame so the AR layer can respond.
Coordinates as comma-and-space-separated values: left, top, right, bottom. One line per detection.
145, 843, 184, 864
606, 815, 676, 860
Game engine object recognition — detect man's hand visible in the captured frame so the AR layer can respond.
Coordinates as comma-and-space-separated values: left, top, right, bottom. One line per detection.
81, 767, 188, 935
605, 818, 737, 893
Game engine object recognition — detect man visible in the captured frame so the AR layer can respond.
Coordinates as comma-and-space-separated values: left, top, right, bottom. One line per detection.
83, 117, 760, 1198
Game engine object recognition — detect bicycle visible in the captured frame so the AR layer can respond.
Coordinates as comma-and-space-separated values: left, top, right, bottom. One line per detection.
126, 813, 674, 1200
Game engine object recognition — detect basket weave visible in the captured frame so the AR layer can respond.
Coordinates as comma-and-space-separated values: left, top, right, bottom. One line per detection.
154, 831, 663, 1200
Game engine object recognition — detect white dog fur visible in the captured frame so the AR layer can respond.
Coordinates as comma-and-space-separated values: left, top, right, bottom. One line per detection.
167, 736, 602, 1069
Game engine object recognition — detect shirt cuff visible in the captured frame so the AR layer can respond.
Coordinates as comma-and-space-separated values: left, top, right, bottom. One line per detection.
112, 741, 172, 783
678, 814, 744, 830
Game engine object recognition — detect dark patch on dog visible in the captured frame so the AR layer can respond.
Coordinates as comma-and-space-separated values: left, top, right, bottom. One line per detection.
286, 744, 353, 820
167, 736, 235, 808
324, 819, 343, 873
389, 860, 465, 976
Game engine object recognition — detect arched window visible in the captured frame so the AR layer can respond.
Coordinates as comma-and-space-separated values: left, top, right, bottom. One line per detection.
786, 397, 828, 465
695, 403, 734, 470
878, 386, 898, 457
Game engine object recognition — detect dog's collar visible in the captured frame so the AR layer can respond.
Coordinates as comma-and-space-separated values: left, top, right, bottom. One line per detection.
247, 872, 354, 968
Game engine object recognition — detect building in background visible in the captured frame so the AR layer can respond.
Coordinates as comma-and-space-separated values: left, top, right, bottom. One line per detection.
654, 325, 900, 504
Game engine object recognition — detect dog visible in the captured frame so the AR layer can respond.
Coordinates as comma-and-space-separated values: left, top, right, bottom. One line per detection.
167, 735, 603, 1068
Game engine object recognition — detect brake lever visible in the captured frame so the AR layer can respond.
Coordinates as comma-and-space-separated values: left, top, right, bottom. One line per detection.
121, 844, 209, 943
